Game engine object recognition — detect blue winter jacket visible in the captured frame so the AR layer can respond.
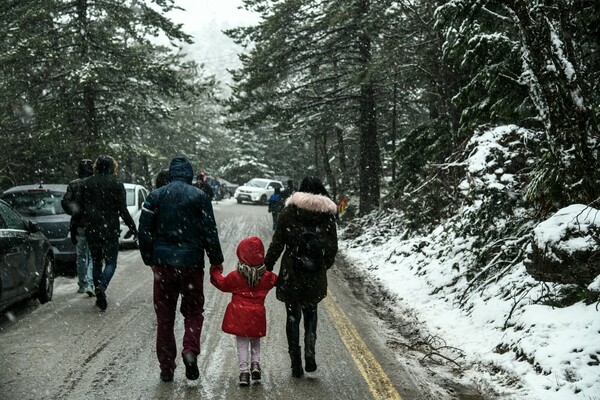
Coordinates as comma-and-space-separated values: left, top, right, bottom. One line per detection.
138, 157, 224, 268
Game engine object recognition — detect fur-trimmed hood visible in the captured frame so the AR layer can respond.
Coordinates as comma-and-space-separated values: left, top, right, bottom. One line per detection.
286, 192, 337, 214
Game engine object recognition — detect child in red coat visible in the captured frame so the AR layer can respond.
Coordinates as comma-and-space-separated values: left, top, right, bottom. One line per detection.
210, 236, 278, 386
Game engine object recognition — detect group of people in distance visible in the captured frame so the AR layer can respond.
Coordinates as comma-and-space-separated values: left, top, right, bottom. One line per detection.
62, 156, 138, 311
64, 155, 338, 386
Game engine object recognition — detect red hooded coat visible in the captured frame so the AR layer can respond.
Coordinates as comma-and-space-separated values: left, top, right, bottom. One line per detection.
210, 236, 278, 338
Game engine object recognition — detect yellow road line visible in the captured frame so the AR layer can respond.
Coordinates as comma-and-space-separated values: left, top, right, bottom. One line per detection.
323, 293, 403, 400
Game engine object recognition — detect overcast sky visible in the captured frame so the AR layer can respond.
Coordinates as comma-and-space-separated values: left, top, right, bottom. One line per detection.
170, 0, 259, 34
168, 0, 260, 90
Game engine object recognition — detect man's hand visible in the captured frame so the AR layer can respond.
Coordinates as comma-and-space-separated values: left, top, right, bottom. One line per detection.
125, 228, 139, 241
210, 264, 223, 274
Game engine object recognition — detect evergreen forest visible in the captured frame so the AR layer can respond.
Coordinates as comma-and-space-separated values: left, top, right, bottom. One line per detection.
1, 1, 599, 293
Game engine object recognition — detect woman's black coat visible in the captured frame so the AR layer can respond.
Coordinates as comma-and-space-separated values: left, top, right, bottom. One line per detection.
264, 192, 338, 304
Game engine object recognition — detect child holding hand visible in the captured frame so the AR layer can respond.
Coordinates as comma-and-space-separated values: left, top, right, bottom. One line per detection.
210, 236, 278, 386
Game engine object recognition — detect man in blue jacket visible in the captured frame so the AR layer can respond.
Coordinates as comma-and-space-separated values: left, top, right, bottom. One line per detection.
139, 156, 224, 383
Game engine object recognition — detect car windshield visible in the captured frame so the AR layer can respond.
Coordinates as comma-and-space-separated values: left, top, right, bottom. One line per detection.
245, 179, 266, 188
1, 190, 66, 216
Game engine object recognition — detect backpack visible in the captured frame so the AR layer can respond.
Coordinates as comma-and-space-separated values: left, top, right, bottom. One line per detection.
292, 226, 325, 272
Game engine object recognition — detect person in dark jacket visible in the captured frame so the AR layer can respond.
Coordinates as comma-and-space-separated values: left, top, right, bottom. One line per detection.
155, 169, 169, 189
264, 176, 338, 378
76, 155, 138, 311
267, 186, 284, 229
138, 156, 224, 383
195, 172, 214, 199
62, 159, 94, 296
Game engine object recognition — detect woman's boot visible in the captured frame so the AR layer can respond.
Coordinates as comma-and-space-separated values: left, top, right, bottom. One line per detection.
286, 303, 304, 377
290, 348, 304, 378
304, 304, 318, 372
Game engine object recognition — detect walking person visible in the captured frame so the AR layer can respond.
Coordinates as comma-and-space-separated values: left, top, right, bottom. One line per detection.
264, 176, 338, 378
62, 159, 94, 296
267, 186, 284, 230
195, 171, 214, 199
154, 169, 169, 189
210, 177, 221, 203
138, 156, 224, 383
210, 236, 278, 386
76, 155, 138, 311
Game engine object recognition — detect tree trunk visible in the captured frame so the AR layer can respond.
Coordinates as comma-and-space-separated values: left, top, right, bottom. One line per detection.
123, 157, 133, 183
390, 81, 397, 181
356, 0, 381, 216
335, 125, 349, 194
141, 155, 151, 189
320, 130, 337, 200
76, 0, 98, 150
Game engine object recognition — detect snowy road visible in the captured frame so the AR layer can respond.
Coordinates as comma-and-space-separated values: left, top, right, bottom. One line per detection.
0, 199, 467, 400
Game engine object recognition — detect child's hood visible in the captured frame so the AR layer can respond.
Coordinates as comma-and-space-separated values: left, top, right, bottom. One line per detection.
237, 236, 265, 267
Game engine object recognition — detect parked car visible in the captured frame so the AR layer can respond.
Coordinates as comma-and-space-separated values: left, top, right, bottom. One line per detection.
217, 177, 238, 198
0, 199, 54, 312
192, 176, 239, 200
119, 183, 149, 246
234, 178, 284, 205
0, 184, 76, 269
205, 176, 239, 200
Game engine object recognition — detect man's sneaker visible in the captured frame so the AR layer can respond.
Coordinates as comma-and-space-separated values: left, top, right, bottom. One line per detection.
95, 296, 107, 311
250, 362, 261, 381
77, 287, 85, 294
239, 372, 250, 386
95, 288, 107, 311
85, 286, 95, 297
160, 369, 174, 382
182, 352, 199, 380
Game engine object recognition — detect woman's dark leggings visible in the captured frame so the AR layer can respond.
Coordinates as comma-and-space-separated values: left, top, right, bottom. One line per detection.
285, 302, 318, 359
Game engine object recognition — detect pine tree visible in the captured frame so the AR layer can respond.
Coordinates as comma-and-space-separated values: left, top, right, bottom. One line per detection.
227, 0, 386, 214
0, 0, 222, 186
436, 0, 600, 212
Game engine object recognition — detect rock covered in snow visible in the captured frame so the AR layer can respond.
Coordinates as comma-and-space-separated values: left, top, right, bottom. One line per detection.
525, 204, 600, 285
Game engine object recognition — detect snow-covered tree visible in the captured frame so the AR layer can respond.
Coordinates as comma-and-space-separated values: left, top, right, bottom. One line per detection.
0, 0, 220, 186
436, 0, 600, 213
227, 0, 384, 214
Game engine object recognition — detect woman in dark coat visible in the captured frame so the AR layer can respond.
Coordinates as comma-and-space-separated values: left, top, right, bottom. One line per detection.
264, 176, 338, 378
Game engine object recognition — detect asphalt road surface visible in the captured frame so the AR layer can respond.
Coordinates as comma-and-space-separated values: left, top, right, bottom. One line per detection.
0, 199, 483, 400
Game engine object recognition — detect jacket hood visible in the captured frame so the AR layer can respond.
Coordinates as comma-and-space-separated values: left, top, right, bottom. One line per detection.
286, 192, 337, 214
168, 157, 194, 183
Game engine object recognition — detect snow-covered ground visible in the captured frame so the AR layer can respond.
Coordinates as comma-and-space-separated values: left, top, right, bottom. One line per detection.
340, 125, 600, 400
341, 216, 599, 399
